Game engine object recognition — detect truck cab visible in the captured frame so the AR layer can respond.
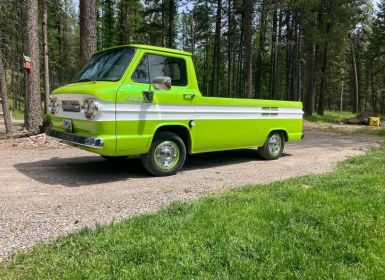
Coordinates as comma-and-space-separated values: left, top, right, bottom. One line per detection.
48, 45, 303, 176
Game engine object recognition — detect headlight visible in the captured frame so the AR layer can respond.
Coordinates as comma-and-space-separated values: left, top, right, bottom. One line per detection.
82, 99, 98, 119
48, 97, 60, 115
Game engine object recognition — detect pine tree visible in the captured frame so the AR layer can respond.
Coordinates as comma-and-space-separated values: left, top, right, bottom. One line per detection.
80, 0, 97, 67
25, 0, 41, 134
243, 0, 254, 99
0, 49, 12, 135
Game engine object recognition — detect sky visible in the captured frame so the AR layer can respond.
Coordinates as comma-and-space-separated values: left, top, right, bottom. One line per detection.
373, 0, 380, 8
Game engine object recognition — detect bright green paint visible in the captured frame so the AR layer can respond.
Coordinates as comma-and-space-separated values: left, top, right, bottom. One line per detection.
51, 45, 303, 157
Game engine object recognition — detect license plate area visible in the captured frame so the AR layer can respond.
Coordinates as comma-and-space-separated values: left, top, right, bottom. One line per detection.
63, 119, 73, 132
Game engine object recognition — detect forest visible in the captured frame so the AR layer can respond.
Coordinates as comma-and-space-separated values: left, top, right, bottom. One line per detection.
0, 0, 384, 134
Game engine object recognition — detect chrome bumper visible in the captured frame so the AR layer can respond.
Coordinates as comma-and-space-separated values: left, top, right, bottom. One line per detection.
46, 129, 104, 149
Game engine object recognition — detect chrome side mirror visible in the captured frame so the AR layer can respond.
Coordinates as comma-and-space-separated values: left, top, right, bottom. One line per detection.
151, 76, 172, 91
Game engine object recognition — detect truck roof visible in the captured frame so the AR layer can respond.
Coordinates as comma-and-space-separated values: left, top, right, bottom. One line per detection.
95, 44, 192, 57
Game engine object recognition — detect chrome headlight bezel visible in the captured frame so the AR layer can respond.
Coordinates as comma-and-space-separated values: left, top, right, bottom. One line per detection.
48, 97, 60, 115
82, 98, 98, 120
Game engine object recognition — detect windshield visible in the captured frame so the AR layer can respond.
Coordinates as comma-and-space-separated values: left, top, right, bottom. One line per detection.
71, 48, 134, 83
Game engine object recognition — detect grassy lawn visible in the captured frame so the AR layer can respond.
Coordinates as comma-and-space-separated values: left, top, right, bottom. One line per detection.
305, 111, 357, 124
10, 110, 24, 121
2, 147, 385, 279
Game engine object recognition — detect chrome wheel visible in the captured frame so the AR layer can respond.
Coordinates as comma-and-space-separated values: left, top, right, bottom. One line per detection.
154, 141, 180, 170
268, 134, 282, 157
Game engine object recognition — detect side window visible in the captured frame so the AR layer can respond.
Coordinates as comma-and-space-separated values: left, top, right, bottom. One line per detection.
132, 55, 149, 83
132, 54, 188, 87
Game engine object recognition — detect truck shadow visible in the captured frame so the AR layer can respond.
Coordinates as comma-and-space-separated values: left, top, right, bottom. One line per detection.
13, 149, 290, 187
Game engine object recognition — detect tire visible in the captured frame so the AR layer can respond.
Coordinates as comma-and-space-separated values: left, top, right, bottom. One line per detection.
142, 132, 186, 176
258, 132, 285, 160
101, 156, 127, 162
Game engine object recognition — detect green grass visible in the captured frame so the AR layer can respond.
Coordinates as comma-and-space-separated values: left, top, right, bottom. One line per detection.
10, 110, 24, 121
6, 98, 25, 121
2, 148, 385, 279
305, 111, 357, 123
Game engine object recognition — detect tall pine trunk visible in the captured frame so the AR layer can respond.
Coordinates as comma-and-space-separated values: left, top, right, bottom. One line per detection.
270, 8, 278, 99
80, 0, 97, 68
349, 38, 359, 114
227, 0, 232, 97
274, 11, 283, 99
25, 0, 41, 134
255, 1, 266, 99
291, 9, 300, 101
305, 40, 316, 116
118, 0, 130, 44
43, 0, 50, 114
243, 0, 253, 98
211, 0, 222, 97
167, 0, 176, 48
317, 23, 330, 116
285, 12, 292, 101
0, 50, 13, 135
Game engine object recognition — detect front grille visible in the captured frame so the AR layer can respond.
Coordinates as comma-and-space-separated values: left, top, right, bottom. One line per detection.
62, 100, 81, 112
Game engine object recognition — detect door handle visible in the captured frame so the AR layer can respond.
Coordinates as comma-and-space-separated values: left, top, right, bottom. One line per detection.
142, 90, 154, 103
183, 94, 196, 99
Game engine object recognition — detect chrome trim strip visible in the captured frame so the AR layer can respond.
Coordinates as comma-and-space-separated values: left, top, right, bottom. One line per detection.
46, 129, 104, 149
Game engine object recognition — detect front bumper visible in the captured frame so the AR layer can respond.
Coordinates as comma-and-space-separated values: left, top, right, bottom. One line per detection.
46, 129, 104, 149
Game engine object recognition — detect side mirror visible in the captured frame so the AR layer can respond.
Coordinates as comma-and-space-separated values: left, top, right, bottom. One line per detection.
151, 76, 172, 91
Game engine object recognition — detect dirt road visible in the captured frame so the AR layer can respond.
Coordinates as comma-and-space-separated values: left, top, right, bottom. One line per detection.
0, 127, 382, 260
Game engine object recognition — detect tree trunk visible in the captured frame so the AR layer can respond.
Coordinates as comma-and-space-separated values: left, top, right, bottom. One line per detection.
227, 0, 232, 97
25, 0, 41, 134
364, 58, 370, 112
349, 38, 359, 114
190, 12, 196, 58
255, 0, 266, 99
211, 0, 222, 97
11, 69, 16, 110
243, 0, 253, 99
317, 23, 330, 116
297, 10, 303, 101
237, 12, 245, 98
0, 50, 13, 135
118, 0, 129, 44
274, 11, 283, 99
80, 0, 97, 68
167, 0, 176, 48
43, 0, 50, 114
285, 11, 292, 101
102, 0, 114, 49
305, 40, 316, 116
270, 8, 278, 99
340, 81, 344, 113
290, 9, 300, 101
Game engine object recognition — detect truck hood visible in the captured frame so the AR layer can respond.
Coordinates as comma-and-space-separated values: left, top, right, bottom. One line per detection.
51, 81, 121, 103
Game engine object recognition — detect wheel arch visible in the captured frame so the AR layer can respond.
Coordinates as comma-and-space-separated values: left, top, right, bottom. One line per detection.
267, 129, 289, 142
151, 124, 193, 154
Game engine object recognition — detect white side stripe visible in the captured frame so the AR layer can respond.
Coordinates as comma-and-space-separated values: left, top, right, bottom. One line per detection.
52, 94, 304, 122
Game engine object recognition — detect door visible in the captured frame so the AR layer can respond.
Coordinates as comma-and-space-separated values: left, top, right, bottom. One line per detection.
115, 50, 196, 153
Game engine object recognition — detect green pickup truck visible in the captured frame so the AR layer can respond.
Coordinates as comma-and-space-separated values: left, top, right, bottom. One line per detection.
47, 45, 303, 176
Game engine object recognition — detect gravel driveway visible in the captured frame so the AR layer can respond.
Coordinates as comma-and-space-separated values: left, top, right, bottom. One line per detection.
0, 127, 382, 260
